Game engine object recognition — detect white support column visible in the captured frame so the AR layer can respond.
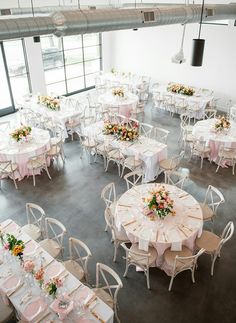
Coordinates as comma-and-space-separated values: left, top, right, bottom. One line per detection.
24, 37, 47, 95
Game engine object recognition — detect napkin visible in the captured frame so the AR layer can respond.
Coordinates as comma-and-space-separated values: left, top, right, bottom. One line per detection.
138, 228, 152, 252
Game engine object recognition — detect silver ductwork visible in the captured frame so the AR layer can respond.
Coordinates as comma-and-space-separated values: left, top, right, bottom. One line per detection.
0, 4, 235, 41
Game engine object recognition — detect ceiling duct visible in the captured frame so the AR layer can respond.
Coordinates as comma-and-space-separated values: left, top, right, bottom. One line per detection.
0, 4, 235, 41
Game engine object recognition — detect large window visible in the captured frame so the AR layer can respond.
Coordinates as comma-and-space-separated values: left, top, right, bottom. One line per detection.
0, 39, 30, 116
41, 34, 102, 95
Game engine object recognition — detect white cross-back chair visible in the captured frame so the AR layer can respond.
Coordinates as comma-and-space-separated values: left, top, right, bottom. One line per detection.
39, 217, 67, 259
196, 221, 234, 276
204, 108, 217, 119
121, 243, 158, 289
77, 131, 97, 164
187, 100, 201, 122
123, 170, 144, 190
27, 153, 51, 187
93, 263, 123, 323
94, 138, 112, 169
66, 112, 82, 141
164, 170, 189, 189
105, 148, 125, 177
47, 140, 65, 170
229, 106, 236, 122
175, 97, 188, 115
159, 151, 185, 173
63, 237, 92, 283
179, 113, 193, 143
101, 182, 117, 231
163, 247, 205, 291
113, 114, 126, 125
190, 138, 211, 169
153, 91, 163, 109
152, 127, 169, 144
216, 146, 236, 175
163, 94, 175, 115
139, 122, 153, 138
21, 203, 45, 241
131, 102, 145, 121
0, 160, 19, 190
104, 207, 129, 262
199, 185, 225, 224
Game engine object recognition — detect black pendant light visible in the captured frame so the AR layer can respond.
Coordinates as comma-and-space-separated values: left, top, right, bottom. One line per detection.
191, 0, 205, 66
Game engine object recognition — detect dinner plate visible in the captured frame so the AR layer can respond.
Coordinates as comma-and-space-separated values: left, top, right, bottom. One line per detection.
24, 241, 38, 256
74, 286, 94, 304
22, 297, 47, 321
1, 274, 21, 293
45, 261, 64, 279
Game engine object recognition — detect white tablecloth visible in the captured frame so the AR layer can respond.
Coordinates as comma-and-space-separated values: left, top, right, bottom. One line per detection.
115, 183, 203, 275
192, 119, 236, 161
98, 92, 138, 118
0, 128, 51, 180
84, 121, 167, 181
22, 97, 81, 139
159, 86, 213, 119
0, 219, 114, 323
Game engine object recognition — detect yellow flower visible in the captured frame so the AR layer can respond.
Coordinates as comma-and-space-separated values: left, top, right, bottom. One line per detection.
12, 245, 23, 256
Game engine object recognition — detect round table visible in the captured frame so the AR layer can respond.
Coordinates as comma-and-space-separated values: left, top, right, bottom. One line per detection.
0, 128, 51, 180
192, 119, 236, 161
115, 183, 203, 275
98, 91, 138, 118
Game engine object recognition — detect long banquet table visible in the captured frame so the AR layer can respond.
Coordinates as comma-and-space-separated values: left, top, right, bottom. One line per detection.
115, 183, 203, 275
0, 219, 114, 323
83, 121, 167, 182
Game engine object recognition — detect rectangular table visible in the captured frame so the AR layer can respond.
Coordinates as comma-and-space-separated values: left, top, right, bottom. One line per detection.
0, 219, 114, 323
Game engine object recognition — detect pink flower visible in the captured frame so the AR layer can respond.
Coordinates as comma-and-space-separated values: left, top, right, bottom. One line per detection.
4, 243, 10, 250
23, 260, 35, 273
55, 278, 63, 288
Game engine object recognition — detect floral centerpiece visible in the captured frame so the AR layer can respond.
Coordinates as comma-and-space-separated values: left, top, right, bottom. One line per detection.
23, 260, 35, 274
10, 124, 32, 143
38, 95, 60, 111
34, 266, 44, 288
167, 83, 195, 96
214, 115, 231, 132
103, 122, 118, 135
143, 186, 175, 220
112, 87, 125, 98
5, 234, 25, 261
115, 124, 139, 142
44, 277, 63, 298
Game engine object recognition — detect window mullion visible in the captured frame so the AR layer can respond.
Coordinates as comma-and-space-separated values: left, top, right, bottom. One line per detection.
81, 35, 86, 89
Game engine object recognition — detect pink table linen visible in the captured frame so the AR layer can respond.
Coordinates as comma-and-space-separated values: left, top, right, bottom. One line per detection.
192, 119, 236, 161
115, 183, 203, 276
0, 128, 51, 180
98, 92, 138, 118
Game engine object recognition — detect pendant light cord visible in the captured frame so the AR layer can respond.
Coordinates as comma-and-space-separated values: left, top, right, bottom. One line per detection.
198, 0, 205, 39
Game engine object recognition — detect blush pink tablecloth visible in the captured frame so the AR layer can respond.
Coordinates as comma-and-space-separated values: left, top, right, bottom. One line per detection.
192, 119, 236, 161
0, 128, 51, 180
115, 183, 203, 276
98, 92, 138, 118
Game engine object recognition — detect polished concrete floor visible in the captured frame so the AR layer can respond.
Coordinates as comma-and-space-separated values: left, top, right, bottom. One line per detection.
1, 102, 236, 323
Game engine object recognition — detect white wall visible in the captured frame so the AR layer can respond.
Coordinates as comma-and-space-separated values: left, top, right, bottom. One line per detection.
103, 21, 236, 106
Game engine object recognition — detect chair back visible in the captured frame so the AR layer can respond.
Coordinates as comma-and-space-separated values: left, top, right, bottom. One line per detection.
163, 94, 174, 105
26, 203, 45, 230
121, 243, 152, 267
170, 151, 184, 169
139, 122, 153, 138
101, 182, 116, 208
173, 248, 205, 274
180, 113, 191, 128
175, 97, 187, 108
188, 100, 200, 112
68, 237, 92, 280
28, 153, 47, 169
164, 170, 188, 189
0, 161, 14, 174
96, 262, 123, 306
44, 217, 67, 248
204, 185, 225, 216
204, 108, 217, 119
216, 221, 234, 255
124, 171, 144, 190
152, 127, 169, 144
